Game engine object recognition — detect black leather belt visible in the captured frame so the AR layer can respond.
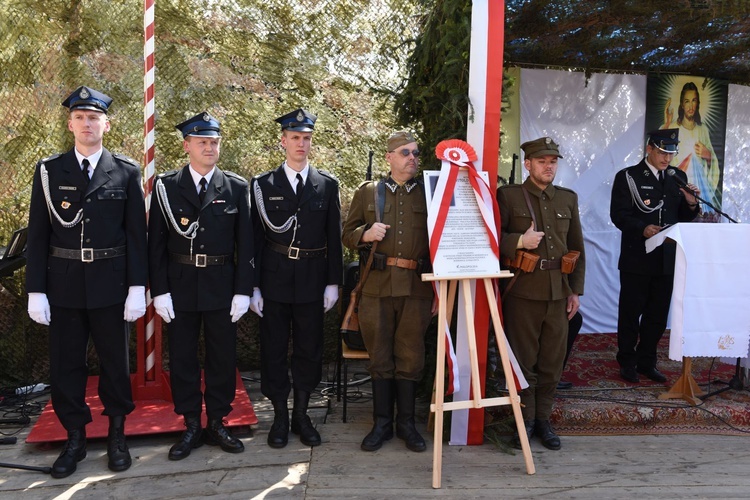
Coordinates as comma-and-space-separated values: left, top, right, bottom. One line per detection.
538, 259, 561, 271
50, 245, 126, 263
266, 240, 327, 260
169, 253, 231, 267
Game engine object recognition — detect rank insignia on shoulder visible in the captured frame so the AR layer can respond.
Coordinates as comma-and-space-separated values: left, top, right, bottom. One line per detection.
61, 201, 71, 210
180, 217, 189, 226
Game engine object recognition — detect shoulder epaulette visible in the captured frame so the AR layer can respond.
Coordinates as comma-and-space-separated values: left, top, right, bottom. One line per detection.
253, 170, 273, 180
555, 185, 576, 194
318, 169, 338, 182
157, 169, 179, 179
357, 180, 375, 189
224, 170, 248, 183
112, 153, 139, 166
39, 153, 62, 164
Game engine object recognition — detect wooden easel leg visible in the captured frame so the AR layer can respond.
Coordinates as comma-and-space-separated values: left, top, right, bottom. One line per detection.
461, 280, 484, 405
658, 357, 705, 406
429, 281, 458, 433
432, 280, 448, 489
482, 279, 535, 475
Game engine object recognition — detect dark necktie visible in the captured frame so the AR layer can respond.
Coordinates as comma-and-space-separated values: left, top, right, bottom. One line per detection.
658, 170, 664, 185
199, 177, 207, 205
296, 173, 304, 200
82, 158, 91, 184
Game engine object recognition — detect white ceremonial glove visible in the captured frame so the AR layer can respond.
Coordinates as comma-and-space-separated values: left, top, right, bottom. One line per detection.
249, 288, 264, 318
124, 286, 147, 322
28, 292, 51, 325
230, 294, 251, 323
323, 284, 339, 313
154, 293, 175, 324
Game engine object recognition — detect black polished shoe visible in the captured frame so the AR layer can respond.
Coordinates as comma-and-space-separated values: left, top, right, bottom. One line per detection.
637, 366, 667, 383
51, 428, 87, 479
512, 419, 535, 450
204, 418, 244, 453
291, 390, 321, 447
268, 400, 289, 449
168, 416, 203, 461
107, 416, 131, 472
556, 380, 573, 390
535, 419, 561, 450
619, 367, 640, 383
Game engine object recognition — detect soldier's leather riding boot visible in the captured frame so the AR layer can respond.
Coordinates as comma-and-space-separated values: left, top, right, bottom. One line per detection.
361, 379, 394, 451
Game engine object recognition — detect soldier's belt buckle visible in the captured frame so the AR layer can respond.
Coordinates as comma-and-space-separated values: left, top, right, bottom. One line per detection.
539, 259, 549, 270
288, 246, 300, 260
195, 254, 207, 267
81, 248, 94, 263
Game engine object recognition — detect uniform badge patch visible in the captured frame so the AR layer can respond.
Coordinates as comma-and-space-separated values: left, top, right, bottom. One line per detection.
180, 217, 189, 226
61, 201, 71, 209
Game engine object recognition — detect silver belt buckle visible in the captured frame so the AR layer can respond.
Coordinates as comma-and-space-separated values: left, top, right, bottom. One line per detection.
288, 246, 300, 260
539, 259, 549, 271
195, 254, 207, 267
81, 248, 94, 263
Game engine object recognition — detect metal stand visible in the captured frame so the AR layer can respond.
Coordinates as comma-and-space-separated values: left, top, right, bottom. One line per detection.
701, 358, 746, 400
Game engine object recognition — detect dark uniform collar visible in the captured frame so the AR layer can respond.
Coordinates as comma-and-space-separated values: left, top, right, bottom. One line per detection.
385, 175, 418, 193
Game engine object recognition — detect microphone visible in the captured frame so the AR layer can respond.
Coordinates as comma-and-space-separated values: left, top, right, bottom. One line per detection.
665, 168, 688, 187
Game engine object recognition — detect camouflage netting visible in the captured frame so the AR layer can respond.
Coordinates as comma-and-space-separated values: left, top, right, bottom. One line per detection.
0, 0, 422, 387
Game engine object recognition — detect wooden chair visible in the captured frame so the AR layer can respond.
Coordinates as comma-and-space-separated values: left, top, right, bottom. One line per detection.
336, 340, 369, 422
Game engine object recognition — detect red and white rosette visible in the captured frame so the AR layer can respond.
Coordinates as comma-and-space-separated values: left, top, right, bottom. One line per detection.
427, 139, 528, 394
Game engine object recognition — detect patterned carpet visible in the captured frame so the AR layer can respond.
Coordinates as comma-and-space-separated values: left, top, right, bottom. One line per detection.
550, 333, 750, 436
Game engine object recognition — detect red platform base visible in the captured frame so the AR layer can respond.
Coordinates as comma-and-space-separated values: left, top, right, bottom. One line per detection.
26, 370, 257, 443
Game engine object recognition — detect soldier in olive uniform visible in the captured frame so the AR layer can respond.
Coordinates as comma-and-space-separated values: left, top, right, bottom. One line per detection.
149, 113, 254, 460
610, 129, 700, 384
250, 109, 343, 449
342, 131, 433, 453
497, 137, 585, 451
26, 86, 148, 478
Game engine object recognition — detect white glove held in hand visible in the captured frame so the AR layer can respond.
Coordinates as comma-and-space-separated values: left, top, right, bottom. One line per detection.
28, 292, 51, 325
249, 288, 264, 318
230, 294, 251, 323
323, 284, 339, 313
124, 286, 147, 322
154, 293, 175, 323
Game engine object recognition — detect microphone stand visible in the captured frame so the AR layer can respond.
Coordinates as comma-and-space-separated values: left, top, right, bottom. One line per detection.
674, 173, 747, 399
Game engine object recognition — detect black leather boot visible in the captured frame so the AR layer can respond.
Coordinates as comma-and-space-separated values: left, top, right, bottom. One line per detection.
395, 380, 426, 452
168, 415, 203, 460
512, 419, 535, 450
267, 400, 289, 448
51, 428, 87, 478
291, 390, 321, 447
107, 416, 131, 472
361, 379, 394, 452
535, 419, 561, 450
204, 417, 245, 453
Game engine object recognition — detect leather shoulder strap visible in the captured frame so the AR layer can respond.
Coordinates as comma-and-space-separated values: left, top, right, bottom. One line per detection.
521, 185, 538, 230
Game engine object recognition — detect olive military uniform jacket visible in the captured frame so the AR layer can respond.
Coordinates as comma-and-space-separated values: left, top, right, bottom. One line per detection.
148, 165, 254, 311
342, 176, 433, 300
251, 164, 343, 304
26, 148, 148, 309
610, 160, 699, 276
497, 178, 585, 301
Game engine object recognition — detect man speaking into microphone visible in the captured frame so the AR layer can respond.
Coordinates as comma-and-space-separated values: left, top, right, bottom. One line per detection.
610, 129, 701, 384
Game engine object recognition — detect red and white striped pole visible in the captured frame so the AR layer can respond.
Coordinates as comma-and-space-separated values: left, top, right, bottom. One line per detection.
136, 0, 160, 392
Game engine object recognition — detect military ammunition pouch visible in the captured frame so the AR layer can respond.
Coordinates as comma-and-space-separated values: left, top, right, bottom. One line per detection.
502, 250, 540, 273
561, 250, 580, 275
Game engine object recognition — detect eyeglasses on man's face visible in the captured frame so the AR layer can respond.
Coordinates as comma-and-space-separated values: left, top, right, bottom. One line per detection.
389, 148, 420, 158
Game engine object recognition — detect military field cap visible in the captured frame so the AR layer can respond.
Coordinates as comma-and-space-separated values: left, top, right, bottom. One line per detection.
62, 86, 112, 113
387, 131, 416, 152
276, 108, 316, 132
648, 128, 679, 153
175, 112, 221, 139
521, 137, 563, 159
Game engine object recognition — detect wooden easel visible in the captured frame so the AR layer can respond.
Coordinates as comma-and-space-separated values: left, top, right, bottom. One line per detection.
658, 356, 705, 406
423, 272, 535, 488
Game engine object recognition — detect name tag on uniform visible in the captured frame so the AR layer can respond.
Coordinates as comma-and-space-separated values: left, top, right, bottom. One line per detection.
59, 186, 77, 191
269, 196, 284, 201
641, 185, 654, 190
212, 199, 226, 203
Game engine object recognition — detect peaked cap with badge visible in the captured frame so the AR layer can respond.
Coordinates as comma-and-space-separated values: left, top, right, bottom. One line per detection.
275, 108, 316, 132
647, 128, 679, 153
61, 86, 113, 113
520, 137, 563, 159
176, 112, 222, 138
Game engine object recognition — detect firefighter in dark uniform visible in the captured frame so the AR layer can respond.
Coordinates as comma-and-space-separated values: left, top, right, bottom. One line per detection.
249, 108, 343, 449
497, 137, 585, 451
610, 129, 700, 384
26, 86, 148, 478
342, 131, 434, 453
148, 113, 254, 460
